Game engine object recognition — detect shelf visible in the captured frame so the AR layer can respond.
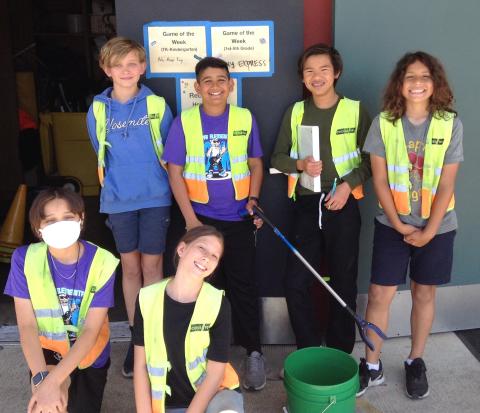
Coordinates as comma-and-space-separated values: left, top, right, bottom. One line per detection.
34, 32, 86, 37
34, 32, 109, 38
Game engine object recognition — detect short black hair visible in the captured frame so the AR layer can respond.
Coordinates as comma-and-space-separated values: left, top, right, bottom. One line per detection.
298, 43, 343, 85
195, 57, 230, 80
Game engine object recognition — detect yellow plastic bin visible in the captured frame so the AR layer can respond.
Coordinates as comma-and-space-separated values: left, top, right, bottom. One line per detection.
39, 112, 99, 196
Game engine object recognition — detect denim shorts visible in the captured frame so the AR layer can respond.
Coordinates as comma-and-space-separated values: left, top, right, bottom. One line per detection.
371, 220, 456, 286
107, 206, 170, 254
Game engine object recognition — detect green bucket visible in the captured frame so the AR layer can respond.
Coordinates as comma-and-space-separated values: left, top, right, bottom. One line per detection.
284, 347, 359, 413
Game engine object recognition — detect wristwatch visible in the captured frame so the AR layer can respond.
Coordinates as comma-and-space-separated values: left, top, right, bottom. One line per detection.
31, 370, 49, 387
248, 196, 259, 202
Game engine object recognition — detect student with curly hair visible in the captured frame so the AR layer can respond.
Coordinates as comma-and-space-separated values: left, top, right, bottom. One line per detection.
358, 51, 463, 399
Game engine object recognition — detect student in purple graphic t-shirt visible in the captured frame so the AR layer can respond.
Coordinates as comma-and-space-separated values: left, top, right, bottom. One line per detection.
4, 188, 118, 413
164, 105, 263, 221
163, 57, 266, 391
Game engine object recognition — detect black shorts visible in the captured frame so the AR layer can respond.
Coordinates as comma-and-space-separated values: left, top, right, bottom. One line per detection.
31, 349, 110, 413
371, 220, 456, 286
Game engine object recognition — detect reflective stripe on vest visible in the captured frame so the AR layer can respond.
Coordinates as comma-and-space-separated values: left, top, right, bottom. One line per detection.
180, 105, 252, 204
92, 95, 166, 186
24, 242, 119, 369
140, 278, 240, 413
288, 98, 364, 199
379, 112, 455, 219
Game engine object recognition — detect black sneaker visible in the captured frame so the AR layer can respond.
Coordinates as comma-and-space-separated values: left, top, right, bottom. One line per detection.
405, 358, 429, 399
356, 358, 385, 397
122, 340, 134, 378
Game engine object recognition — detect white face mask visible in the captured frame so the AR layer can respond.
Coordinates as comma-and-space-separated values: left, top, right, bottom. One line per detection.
39, 220, 81, 249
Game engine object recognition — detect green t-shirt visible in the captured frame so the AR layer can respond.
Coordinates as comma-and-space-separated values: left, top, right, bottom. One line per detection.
271, 96, 372, 195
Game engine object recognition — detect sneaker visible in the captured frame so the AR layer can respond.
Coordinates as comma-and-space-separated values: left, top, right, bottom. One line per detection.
405, 358, 429, 399
122, 340, 134, 378
243, 351, 266, 390
356, 358, 385, 397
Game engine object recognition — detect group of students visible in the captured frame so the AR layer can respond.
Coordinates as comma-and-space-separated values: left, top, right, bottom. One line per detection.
4, 35, 462, 412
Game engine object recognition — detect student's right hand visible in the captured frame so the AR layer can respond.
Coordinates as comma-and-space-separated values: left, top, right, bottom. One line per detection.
298, 156, 322, 177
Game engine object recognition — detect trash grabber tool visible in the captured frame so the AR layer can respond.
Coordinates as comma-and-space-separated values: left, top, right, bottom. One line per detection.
240, 205, 387, 351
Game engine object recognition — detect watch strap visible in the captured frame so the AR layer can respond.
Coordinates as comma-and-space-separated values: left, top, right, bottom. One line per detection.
31, 370, 49, 386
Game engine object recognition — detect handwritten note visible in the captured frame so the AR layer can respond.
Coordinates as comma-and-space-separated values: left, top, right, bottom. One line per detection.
210, 25, 271, 73
147, 25, 207, 73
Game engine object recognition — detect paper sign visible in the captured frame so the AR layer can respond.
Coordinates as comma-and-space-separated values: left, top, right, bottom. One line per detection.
211, 25, 271, 74
147, 25, 207, 73
179, 78, 239, 110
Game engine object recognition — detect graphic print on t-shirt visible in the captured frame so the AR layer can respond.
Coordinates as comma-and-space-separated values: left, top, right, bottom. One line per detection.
407, 138, 425, 204
204, 133, 231, 180
57, 287, 83, 340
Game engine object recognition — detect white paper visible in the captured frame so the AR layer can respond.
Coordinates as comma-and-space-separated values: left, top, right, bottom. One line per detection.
298, 125, 321, 192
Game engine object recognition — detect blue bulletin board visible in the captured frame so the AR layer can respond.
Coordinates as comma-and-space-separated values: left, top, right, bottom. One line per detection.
143, 20, 274, 112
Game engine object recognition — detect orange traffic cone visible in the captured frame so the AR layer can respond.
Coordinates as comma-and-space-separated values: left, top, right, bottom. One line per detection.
0, 184, 27, 263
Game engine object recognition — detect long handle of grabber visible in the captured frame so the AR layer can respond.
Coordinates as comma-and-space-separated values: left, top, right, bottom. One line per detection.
252, 206, 348, 308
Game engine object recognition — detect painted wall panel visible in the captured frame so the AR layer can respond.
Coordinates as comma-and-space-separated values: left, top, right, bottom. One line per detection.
115, 0, 304, 296
335, 0, 480, 291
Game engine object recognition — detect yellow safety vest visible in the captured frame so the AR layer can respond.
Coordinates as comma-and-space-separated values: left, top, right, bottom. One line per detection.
379, 112, 455, 219
140, 278, 239, 413
288, 98, 364, 199
23, 242, 119, 369
180, 105, 252, 203
92, 94, 166, 186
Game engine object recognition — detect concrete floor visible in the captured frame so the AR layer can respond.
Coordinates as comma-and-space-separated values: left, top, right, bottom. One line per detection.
1, 330, 479, 412
1, 196, 479, 411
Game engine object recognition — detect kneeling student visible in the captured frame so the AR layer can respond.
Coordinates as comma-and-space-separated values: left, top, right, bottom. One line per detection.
4, 188, 118, 413
134, 225, 243, 413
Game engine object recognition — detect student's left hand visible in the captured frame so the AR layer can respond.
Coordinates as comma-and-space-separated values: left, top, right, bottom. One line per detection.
246, 199, 263, 229
403, 229, 435, 247
324, 182, 351, 211
28, 378, 67, 413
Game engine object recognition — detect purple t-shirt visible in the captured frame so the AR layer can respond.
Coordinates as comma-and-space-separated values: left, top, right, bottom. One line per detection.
163, 105, 263, 221
4, 240, 115, 368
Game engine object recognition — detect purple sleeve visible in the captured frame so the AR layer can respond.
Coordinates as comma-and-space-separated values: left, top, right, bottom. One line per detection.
160, 104, 174, 145
3, 246, 30, 299
90, 272, 116, 308
248, 115, 263, 158
162, 116, 187, 166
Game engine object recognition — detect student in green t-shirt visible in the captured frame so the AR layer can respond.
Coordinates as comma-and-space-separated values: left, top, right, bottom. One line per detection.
271, 43, 371, 355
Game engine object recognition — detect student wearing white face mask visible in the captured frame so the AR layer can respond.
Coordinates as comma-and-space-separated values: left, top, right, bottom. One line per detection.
4, 188, 119, 413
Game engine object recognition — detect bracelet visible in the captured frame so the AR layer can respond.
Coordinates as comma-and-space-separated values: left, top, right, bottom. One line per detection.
248, 196, 259, 202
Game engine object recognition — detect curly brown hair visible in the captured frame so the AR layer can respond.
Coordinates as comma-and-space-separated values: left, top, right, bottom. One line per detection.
382, 51, 456, 122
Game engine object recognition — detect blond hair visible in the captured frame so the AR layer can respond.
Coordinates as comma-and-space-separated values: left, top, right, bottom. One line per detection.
99, 36, 146, 69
